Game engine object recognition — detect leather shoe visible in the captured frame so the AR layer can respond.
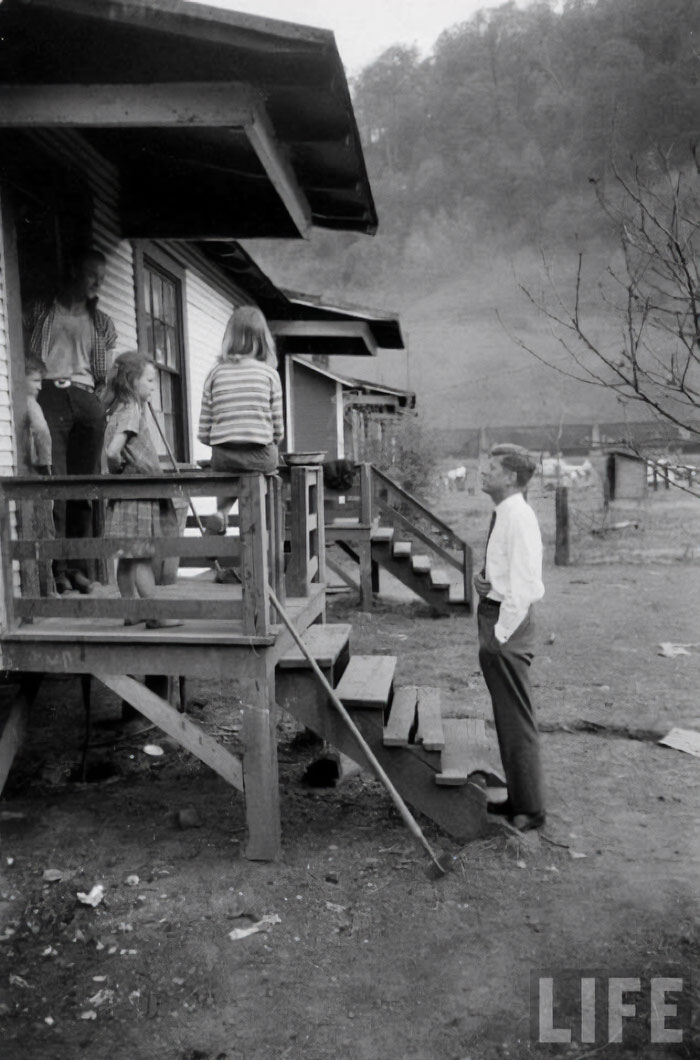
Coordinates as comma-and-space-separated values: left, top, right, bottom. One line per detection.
512, 811, 546, 832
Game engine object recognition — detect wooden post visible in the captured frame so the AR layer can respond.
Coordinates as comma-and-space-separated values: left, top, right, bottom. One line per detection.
286, 466, 310, 596
265, 475, 286, 621
239, 474, 270, 635
241, 653, 281, 861
555, 485, 570, 566
359, 462, 373, 525
462, 542, 474, 612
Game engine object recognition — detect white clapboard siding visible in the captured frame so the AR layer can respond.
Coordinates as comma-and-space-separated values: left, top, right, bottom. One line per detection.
0, 203, 15, 477
0, 195, 20, 606
29, 130, 137, 351
181, 262, 253, 463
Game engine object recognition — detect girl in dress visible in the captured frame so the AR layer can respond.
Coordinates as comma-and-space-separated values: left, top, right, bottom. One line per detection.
102, 350, 182, 628
197, 306, 283, 535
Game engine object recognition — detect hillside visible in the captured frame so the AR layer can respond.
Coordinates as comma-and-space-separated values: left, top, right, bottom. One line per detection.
244, 0, 700, 433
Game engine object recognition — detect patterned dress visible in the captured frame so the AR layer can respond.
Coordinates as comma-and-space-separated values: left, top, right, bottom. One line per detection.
103, 399, 177, 552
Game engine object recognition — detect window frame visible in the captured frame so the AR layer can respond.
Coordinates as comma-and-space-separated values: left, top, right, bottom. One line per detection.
133, 242, 191, 464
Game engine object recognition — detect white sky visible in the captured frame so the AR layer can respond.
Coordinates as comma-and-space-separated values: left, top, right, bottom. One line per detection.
191, 0, 520, 73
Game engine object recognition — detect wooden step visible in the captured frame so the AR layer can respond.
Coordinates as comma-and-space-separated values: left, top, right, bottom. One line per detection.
383, 685, 418, 746
334, 654, 396, 708
411, 554, 431, 574
430, 568, 451, 589
371, 527, 395, 543
277, 623, 352, 670
415, 687, 444, 750
436, 718, 495, 786
392, 541, 412, 558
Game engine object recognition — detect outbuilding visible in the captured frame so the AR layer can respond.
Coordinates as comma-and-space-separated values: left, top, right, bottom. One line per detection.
604, 447, 647, 501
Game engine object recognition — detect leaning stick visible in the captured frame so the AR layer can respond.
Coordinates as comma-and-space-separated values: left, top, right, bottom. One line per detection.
147, 402, 234, 581
267, 585, 446, 875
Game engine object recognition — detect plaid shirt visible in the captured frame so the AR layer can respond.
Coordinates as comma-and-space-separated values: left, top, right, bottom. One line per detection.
26, 298, 117, 386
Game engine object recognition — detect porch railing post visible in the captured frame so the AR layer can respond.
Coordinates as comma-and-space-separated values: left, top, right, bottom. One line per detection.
239, 473, 270, 636
286, 466, 310, 597
359, 462, 373, 525
266, 474, 286, 622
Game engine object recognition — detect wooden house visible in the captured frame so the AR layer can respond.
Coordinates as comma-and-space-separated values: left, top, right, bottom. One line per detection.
604, 447, 647, 501
0, 0, 486, 859
285, 356, 414, 462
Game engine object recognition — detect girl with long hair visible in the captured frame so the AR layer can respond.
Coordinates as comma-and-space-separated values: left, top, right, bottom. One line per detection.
102, 350, 182, 628
198, 306, 283, 535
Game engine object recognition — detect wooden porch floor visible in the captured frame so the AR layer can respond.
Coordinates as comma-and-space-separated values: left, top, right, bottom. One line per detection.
0, 578, 326, 677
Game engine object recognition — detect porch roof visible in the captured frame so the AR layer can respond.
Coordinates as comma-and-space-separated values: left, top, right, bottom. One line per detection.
292, 357, 415, 409
0, 0, 377, 239
200, 241, 404, 355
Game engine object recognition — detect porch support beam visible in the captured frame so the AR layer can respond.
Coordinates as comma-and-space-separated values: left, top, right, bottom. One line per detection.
0, 82, 312, 237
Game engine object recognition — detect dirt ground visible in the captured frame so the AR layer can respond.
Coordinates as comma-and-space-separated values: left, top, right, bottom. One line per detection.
1, 480, 699, 1060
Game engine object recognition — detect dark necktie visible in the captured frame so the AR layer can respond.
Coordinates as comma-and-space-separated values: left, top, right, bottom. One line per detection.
482, 510, 497, 576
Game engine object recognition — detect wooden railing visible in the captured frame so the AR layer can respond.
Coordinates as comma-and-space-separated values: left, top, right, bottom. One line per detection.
0, 471, 288, 638
280, 465, 326, 598
325, 462, 473, 608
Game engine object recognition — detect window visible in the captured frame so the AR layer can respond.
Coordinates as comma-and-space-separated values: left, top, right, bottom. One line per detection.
139, 254, 189, 462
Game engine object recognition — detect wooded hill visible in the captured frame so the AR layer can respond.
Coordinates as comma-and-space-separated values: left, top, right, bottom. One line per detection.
245, 0, 700, 428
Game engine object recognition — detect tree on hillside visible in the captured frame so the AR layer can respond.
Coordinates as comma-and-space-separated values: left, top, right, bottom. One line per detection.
515, 147, 700, 439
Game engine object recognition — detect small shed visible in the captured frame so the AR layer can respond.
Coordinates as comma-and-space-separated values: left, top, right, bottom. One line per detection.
604, 447, 647, 501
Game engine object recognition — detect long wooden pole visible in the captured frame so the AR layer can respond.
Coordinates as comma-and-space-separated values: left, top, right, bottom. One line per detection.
267, 585, 446, 875
147, 403, 237, 582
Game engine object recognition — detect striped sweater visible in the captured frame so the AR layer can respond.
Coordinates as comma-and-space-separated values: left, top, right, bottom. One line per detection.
198, 358, 284, 448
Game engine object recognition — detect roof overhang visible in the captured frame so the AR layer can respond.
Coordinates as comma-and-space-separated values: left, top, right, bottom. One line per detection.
0, 0, 378, 239
198, 241, 404, 356
292, 357, 415, 408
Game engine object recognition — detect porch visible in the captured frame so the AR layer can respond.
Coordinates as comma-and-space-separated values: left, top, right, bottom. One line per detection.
0, 465, 325, 860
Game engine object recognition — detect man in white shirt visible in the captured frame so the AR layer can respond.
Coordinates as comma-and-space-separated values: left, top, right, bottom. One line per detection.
474, 444, 546, 832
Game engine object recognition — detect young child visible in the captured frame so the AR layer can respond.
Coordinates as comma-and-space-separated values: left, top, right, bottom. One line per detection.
22, 357, 54, 595
197, 306, 283, 534
102, 350, 182, 629
23, 357, 52, 475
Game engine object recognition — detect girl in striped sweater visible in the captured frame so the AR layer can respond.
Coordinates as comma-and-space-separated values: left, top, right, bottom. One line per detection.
197, 306, 284, 533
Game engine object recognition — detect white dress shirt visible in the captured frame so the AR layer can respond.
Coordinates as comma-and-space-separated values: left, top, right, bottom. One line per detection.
485, 492, 544, 643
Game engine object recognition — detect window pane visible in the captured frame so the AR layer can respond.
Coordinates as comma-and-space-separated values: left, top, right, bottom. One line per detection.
165, 325, 177, 369
153, 322, 167, 365
151, 276, 163, 322
163, 280, 177, 326
142, 258, 185, 461
160, 372, 173, 414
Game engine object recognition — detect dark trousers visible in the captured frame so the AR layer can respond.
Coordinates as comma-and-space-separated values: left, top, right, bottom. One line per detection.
478, 599, 544, 815
38, 383, 105, 576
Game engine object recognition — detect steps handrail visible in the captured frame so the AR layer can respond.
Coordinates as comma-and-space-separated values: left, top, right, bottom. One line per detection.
368, 464, 467, 552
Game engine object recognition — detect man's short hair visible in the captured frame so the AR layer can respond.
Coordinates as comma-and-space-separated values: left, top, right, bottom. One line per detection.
491, 443, 537, 488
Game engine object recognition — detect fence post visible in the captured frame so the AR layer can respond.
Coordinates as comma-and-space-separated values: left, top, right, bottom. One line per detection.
554, 485, 570, 566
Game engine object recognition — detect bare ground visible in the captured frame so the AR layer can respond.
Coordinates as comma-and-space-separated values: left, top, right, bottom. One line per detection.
1, 485, 699, 1060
